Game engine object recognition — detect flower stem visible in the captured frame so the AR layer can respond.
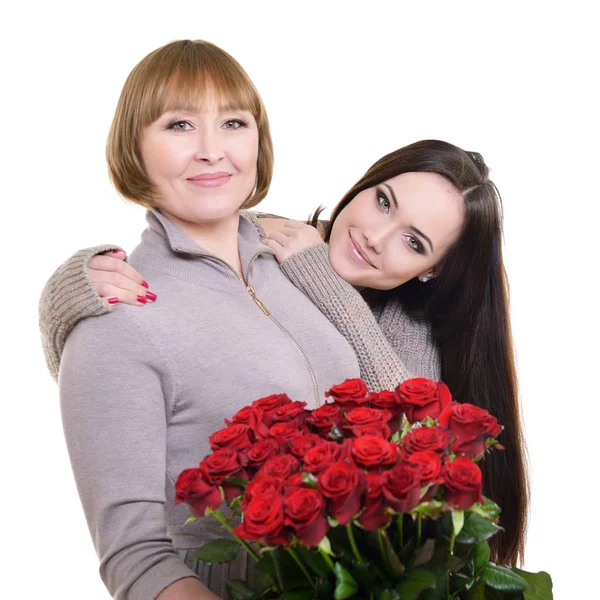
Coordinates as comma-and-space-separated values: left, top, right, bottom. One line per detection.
376, 530, 393, 578
396, 514, 404, 548
210, 509, 261, 562
287, 547, 317, 590
417, 513, 422, 546
319, 548, 336, 571
346, 523, 363, 562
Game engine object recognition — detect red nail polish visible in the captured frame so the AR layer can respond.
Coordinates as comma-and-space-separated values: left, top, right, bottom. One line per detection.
110, 250, 122, 254
141, 281, 149, 289
137, 295, 148, 304
108, 297, 119, 305
146, 291, 157, 302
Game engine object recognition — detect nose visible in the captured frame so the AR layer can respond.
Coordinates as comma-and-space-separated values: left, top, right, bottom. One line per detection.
363, 223, 395, 254
194, 128, 225, 163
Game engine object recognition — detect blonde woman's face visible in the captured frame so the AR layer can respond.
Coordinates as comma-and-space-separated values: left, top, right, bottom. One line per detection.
328, 172, 465, 289
139, 91, 259, 225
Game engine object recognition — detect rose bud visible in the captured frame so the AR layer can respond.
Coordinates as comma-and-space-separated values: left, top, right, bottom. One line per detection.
246, 438, 281, 473
284, 487, 328, 547
175, 468, 222, 515
358, 473, 390, 531
438, 402, 503, 458
303, 441, 347, 475
370, 390, 404, 433
288, 434, 325, 459
242, 475, 284, 510
226, 405, 269, 440
307, 403, 343, 436
233, 492, 288, 546
257, 454, 300, 479
252, 393, 293, 427
199, 448, 248, 502
343, 407, 392, 438
443, 457, 484, 510
406, 451, 442, 486
350, 435, 399, 472
272, 401, 309, 427
318, 462, 366, 525
401, 426, 451, 456
382, 463, 422, 513
209, 423, 254, 452
396, 378, 452, 423
325, 378, 371, 410
269, 421, 306, 448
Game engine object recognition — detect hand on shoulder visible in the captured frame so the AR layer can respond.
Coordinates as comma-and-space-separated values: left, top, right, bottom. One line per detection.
260, 219, 325, 264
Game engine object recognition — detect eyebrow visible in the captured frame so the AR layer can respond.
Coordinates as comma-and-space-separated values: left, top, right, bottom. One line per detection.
382, 183, 435, 253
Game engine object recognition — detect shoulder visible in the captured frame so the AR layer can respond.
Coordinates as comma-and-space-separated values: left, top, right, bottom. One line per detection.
258, 217, 289, 236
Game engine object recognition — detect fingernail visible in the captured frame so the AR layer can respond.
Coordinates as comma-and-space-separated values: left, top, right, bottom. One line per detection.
110, 250, 122, 254
108, 297, 119, 305
141, 281, 149, 289
137, 295, 148, 304
146, 291, 157, 302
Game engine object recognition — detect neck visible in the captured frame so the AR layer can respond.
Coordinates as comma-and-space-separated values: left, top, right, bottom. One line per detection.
160, 209, 243, 276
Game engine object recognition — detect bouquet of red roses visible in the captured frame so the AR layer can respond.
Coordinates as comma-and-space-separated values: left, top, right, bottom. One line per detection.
175, 378, 552, 600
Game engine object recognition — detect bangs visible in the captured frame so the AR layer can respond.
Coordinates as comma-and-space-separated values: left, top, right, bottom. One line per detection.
136, 41, 262, 124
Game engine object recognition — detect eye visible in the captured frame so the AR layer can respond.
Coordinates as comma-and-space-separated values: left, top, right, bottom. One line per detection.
223, 119, 247, 130
377, 191, 391, 214
167, 120, 193, 131
404, 234, 424, 254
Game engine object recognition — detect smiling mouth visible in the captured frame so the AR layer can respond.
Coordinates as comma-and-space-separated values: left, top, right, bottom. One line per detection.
349, 233, 376, 268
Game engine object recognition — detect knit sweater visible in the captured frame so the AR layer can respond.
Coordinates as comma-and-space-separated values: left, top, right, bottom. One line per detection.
54, 210, 360, 599
39, 212, 440, 390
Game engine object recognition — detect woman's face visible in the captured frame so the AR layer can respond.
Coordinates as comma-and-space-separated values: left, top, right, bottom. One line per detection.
139, 91, 259, 225
328, 172, 465, 290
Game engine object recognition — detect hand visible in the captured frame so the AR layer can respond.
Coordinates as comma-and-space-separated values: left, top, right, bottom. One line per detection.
89, 249, 157, 308
261, 220, 324, 264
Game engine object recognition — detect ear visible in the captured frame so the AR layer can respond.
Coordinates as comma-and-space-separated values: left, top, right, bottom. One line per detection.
418, 269, 436, 283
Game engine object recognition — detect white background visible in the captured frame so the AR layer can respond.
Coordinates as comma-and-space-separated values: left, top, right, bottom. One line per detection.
1, 1, 598, 598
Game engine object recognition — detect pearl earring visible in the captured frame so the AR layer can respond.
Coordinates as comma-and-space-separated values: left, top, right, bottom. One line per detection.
419, 275, 431, 283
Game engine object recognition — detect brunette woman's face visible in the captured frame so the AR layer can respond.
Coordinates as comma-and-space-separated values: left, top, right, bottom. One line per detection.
328, 172, 464, 289
139, 90, 259, 225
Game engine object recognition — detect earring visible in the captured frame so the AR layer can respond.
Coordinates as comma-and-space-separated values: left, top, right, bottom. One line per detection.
419, 275, 431, 283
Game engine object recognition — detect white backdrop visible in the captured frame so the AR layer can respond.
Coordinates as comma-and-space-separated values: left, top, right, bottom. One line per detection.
1, 1, 598, 599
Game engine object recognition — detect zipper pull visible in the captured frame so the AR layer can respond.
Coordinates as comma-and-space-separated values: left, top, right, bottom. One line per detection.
247, 284, 270, 315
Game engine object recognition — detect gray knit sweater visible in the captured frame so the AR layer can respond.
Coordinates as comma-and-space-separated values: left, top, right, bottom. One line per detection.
39, 212, 440, 391
54, 209, 361, 599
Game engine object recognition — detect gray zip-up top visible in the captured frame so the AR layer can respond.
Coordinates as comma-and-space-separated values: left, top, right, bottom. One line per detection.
59, 210, 360, 599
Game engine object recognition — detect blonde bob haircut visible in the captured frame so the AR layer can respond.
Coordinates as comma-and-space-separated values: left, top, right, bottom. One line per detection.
106, 39, 274, 210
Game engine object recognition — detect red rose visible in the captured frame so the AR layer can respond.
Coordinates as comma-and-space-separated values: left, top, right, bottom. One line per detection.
174, 468, 222, 516
199, 448, 248, 502
443, 457, 483, 510
396, 378, 452, 423
233, 492, 288, 545
303, 441, 348, 475
370, 390, 404, 433
246, 438, 281, 472
401, 426, 451, 456
272, 401, 308, 426
257, 454, 300, 479
343, 407, 392, 438
407, 451, 442, 486
284, 487, 328, 547
351, 423, 392, 439
382, 463, 422, 513
269, 421, 306, 444
241, 475, 284, 510
288, 434, 325, 459
358, 473, 390, 531
350, 435, 399, 472
307, 403, 343, 436
209, 424, 254, 452
318, 462, 366, 525
252, 393, 293, 426
438, 402, 502, 458
325, 378, 370, 410
226, 406, 269, 440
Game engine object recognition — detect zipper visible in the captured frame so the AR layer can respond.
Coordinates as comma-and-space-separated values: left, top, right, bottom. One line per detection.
179, 248, 321, 408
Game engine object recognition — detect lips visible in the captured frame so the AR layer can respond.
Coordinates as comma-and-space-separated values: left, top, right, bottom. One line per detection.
187, 172, 232, 188
349, 233, 376, 268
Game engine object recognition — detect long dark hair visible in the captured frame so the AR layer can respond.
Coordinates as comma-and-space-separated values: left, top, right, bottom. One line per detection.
314, 140, 528, 566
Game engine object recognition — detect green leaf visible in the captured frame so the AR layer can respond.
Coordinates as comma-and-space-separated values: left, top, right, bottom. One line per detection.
301, 472, 318, 488
456, 512, 502, 544
514, 569, 553, 600
395, 568, 437, 600
413, 500, 444, 518
183, 515, 200, 526
333, 562, 358, 599
465, 578, 486, 600
295, 544, 331, 578
469, 498, 501, 521
280, 589, 316, 600
472, 541, 490, 573
481, 564, 530, 591
319, 535, 335, 556
226, 476, 249, 488
414, 539, 436, 567
225, 579, 256, 600
189, 538, 240, 564
378, 590, 402, 600
452, 510, 465, 537
391, 431, 401, 443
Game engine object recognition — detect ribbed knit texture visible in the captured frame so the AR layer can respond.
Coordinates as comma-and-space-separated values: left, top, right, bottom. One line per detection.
280, 243, 441, 390
39, 243, 121, 380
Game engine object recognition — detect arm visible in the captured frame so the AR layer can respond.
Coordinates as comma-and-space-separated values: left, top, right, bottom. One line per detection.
39, 246, 150, 381
60, 309, 218, 600
279, 243, 441, 391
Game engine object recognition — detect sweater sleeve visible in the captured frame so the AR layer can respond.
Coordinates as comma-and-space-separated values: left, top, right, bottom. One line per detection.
39, 244, 121, 381
280, 243, 441, 391
60, 308, 199, 600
